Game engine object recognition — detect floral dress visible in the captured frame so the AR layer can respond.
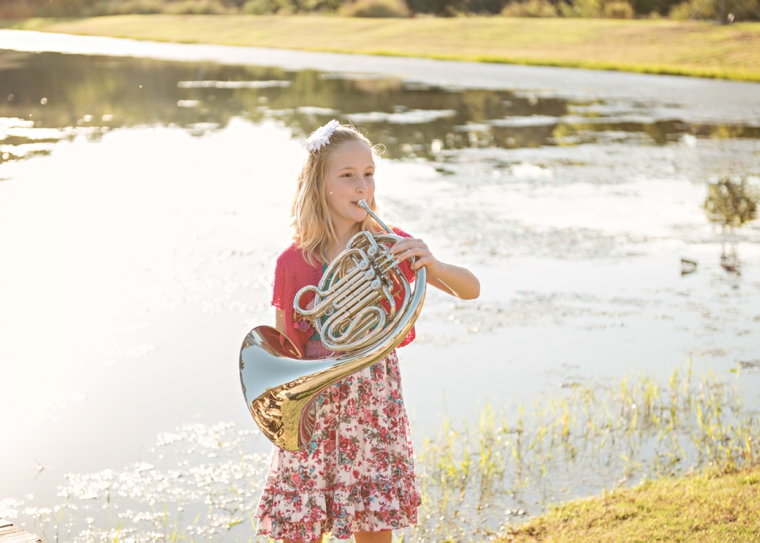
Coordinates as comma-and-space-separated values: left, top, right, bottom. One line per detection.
254, 338, 421, 541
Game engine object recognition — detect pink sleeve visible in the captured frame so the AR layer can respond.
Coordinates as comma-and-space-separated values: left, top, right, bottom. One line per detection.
270, 253, 287, 310
391, 226, 417, 348
391, 226, 416, 284
269, 245, 318, 358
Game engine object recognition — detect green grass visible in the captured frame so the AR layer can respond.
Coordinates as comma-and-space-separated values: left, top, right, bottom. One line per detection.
5, 15, 760, 81
504, 466, 760, 541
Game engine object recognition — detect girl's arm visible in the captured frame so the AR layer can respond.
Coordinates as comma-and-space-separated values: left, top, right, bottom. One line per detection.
391, 238, 480, 300
275, 309, 287, 334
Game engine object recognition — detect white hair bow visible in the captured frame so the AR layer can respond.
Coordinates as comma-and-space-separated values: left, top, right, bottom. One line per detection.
303, 119, 341, 153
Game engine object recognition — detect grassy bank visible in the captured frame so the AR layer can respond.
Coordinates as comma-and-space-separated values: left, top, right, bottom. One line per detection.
5, 15, 760, 81
505, 466, 760, 541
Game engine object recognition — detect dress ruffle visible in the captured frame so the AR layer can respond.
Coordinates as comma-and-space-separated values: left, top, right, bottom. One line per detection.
256, 474, 421, 540
255, 342, 421, 541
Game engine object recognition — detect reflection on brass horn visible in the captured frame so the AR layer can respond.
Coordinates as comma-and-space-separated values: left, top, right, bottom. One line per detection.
239, 200, 426, 450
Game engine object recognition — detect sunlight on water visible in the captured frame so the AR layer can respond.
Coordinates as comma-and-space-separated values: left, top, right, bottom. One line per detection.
0, 422, 270, 542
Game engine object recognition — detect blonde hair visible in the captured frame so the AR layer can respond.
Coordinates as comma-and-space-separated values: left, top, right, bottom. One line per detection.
291, 123, 382, 266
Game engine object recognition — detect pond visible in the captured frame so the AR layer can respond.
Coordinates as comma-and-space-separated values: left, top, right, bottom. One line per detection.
1, 31, 759, 541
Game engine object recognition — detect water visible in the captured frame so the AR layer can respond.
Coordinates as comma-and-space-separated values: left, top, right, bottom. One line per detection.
1, 32, 759, 540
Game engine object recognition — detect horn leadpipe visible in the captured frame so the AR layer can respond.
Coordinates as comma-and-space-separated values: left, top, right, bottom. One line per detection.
357, 199, 394, 235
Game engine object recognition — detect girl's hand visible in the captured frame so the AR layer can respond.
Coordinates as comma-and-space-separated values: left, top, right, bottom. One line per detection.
390, 236, 481, 300
390, 237, 442, 274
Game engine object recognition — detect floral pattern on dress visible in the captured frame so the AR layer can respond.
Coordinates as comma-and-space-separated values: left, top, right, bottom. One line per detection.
255, 341, 421, 541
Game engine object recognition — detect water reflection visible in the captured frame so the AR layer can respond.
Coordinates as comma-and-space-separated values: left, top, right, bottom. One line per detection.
703, 176, 760, 277
1, 51, 760, 166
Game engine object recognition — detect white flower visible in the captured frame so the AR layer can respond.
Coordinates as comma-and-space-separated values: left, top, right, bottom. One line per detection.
303, 119, 341, 153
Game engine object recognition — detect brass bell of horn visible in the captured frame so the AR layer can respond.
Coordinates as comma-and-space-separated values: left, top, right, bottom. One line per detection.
239, 200, 427, 451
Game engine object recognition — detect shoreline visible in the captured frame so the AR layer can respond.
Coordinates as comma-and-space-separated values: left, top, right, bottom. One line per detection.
3, 15, 760, 82
504, 466, 760, 541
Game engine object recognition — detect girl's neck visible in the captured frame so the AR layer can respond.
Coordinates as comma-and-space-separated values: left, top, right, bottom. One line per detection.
329, 221, 360, 261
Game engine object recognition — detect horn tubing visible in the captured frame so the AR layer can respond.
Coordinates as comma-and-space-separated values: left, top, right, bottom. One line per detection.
320, 287, 381, 349
357, 199, 393, 235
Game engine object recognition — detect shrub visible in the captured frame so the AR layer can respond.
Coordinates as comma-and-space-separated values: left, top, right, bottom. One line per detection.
163, 0, 230, 14
341, 0, 410, 15
0, 0, 99, 17
0, 1, 33, 17
466, 0, 510, 13
668, 0, 760, 20
287, 0, 342, 12
603, 0, 635, 16
118, 0, 164, 13
404, 0, 464, 16
88, 0, 164, 14
668, 0, 692, 17
559, 0, 602, 16
242, 0, 285, 13
501, 0, 559, 15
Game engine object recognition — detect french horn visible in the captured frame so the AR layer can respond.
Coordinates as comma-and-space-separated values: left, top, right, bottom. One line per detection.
239, 200, 426, 451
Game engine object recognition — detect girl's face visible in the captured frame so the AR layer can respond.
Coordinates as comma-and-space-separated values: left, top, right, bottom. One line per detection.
324, 140, 375, 231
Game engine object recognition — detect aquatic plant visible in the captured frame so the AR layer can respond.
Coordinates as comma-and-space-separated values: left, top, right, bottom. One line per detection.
703, 176, 760, 230
408, 361, 760, 540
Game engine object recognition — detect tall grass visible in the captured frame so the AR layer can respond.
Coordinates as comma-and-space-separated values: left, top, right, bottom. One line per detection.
409, 361, 760, 540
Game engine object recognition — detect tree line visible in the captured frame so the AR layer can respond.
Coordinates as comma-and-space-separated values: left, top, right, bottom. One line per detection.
0, 0, 757, 22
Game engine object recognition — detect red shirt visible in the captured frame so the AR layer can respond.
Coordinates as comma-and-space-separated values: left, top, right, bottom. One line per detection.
271, 227, 417, 356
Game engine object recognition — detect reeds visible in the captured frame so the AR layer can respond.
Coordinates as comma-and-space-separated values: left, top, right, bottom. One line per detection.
409, 361, 760, 540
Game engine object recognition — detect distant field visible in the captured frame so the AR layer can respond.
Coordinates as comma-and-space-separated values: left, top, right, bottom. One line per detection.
5, 15, 760, 81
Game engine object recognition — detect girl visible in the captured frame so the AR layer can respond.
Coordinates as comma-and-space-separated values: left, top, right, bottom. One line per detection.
255, 120, 480, 543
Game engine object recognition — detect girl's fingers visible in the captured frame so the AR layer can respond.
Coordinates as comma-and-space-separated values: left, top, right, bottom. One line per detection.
391, 238, 425, 253
389, 238, 438, 271
395, 248, 431, 262
392, 241, 429, 255
411, 255, 431, 270
399, 252, 435, 271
